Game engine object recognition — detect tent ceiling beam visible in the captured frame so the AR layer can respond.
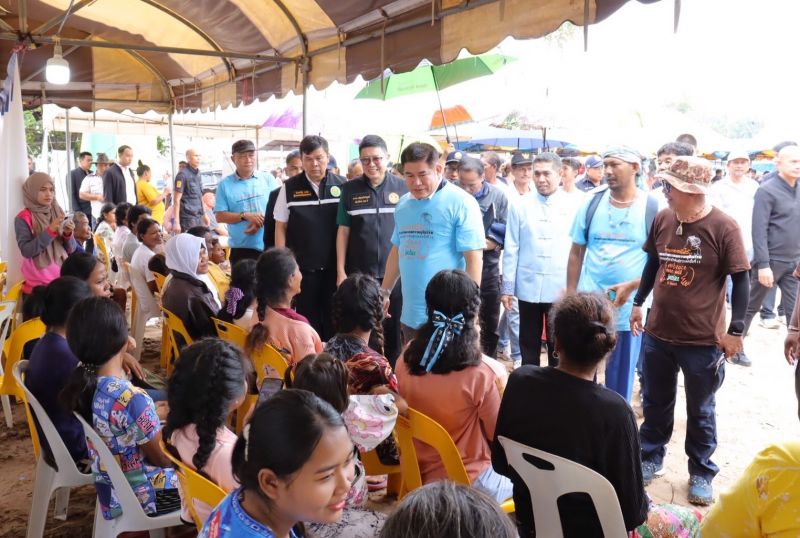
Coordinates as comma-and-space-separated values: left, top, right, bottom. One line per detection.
0, 18, 14, 32
32, 0, 93, 34
273, 0, 308, 56
17, 0, 27, 34
23, 94, 171, 107
0, 32, 294, 63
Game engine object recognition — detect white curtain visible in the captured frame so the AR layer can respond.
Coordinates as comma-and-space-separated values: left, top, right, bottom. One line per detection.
1, 52, 27, 289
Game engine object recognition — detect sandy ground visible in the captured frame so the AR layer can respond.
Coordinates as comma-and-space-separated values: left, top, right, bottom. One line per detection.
0, 319, 797, 536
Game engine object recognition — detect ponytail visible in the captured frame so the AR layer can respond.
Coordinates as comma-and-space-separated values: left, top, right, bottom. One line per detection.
245, 296, 270, 355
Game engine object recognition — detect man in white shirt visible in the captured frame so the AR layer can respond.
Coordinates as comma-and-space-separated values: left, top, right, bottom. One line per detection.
103, 145, 137, 204
709, 150, 758, 262
80, 153, 111, 220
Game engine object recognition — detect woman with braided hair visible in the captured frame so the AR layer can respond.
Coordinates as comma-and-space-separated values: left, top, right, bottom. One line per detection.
395, 269, 513, 504
245, 248, 322, 363
164, 338, 248, 524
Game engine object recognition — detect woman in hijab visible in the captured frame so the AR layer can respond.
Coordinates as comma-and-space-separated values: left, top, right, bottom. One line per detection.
161, 233, 217, 340
15, 172, 78, 294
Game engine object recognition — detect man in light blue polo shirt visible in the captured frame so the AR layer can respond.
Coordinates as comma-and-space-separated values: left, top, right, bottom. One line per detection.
214, 139, 280, 265
381, 143, 485, 341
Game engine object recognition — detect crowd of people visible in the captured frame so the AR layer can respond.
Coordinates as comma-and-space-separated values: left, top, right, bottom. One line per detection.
9, 131, 800, 537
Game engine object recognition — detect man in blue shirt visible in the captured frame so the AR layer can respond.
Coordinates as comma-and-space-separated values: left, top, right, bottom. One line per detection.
381, 143, 485, 342
567, 146, 652, 402
214, 140, 280, 265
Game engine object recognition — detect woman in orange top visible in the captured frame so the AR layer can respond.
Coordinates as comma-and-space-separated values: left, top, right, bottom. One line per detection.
395, 269, 512, 503
135, 162, 170, 225
246, 247, 322, 363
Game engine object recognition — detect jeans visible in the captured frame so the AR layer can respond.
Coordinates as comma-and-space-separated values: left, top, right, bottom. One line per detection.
518, 300, 555, 367
604, 330, 643, 402
744, 260, 799, 335
498, 297, 521, 361
639, 334, 725, 480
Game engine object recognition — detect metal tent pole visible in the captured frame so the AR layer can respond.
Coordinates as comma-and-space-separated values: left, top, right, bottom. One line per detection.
65, 108, 72, 210
168, 112, 176, 184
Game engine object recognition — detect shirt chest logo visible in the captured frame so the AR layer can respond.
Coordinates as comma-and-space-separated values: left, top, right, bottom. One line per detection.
351, 193, 372, 206
387, 192, 400, 204
330, 185, 342, 197
292, 189, 314, 200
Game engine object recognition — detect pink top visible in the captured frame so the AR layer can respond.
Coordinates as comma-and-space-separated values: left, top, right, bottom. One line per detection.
395, 355, 502, 484
170, 424, 239, 523
248, 306, 322, 363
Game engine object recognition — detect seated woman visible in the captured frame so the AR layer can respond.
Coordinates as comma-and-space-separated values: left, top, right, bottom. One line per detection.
217, 259, 257, 330
245, 248, 322, 363
26, 276, 93, 467
199, 390, 356, 538
129, 218, 164, 322
60, 297, 179, 520
395, 269, 512, 503
121, 204, 153, 264
111, 202, 132, 293
162, 234, 217, 340
164, 339, 247, 524
94, 202, 117, 246
491, 292, 700, 538
61, 251, 113, 299
379, 481, 516, 538
15, 172, 78, 294
186, 225, 227, 306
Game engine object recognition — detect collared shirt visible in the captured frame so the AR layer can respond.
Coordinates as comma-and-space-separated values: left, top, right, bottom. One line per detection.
80, 173, 105, 219
215, 171, 278, 251
273, 172, 324, 222
575, 175, 605, 192
503, 189, 580, 303
119, 163, 136, 203
709, 176, 759, 260
174, 165, 204, 216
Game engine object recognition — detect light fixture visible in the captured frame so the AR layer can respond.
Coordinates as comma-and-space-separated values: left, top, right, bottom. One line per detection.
45, 39, 70, 85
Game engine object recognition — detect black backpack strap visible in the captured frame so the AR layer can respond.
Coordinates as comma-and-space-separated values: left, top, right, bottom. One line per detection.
644, 194, 659, 236
583, 185, 609, 243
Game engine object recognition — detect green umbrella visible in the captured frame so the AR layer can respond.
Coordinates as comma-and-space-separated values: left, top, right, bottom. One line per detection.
355, 53, 515, 142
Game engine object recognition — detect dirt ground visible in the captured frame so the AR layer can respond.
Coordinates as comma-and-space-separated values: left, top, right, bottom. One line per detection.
0, 319, 797, 536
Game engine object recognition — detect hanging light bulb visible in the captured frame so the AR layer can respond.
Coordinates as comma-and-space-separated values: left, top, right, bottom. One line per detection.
46, 39, 70, 85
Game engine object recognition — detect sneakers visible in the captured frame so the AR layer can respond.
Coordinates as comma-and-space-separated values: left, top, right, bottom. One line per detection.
688, 475, 714, 505
732, 351, 752, 367
759, 318, 780, 329
641, 461, 665, 486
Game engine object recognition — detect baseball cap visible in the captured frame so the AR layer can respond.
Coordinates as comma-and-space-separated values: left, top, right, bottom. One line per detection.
445, 151, 464, 164
510, 153, 532, 167
231, 140, 256, 154
585, 155, 603, 168
726, 150, 750, 162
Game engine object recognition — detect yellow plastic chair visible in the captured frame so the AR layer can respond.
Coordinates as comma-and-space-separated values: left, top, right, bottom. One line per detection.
395, 407, 515, 513
151, 272, 169, 369
123, 262, 138, 334
160, 440, 227, 532
212, 318, 247, 350
0, 317, 46, 426
94, 233, 111, 272
152, 272, 166, 294
233, 344, 289, 433
362, 448, 402, 496
161, 307, 194, 376
4, 279, 25, 331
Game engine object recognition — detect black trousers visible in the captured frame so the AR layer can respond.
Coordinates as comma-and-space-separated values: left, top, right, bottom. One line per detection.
744, 260, 799, 335
479, 274, 501, 358
294, 268, 336, 341
229, 247, 262, 267
518, 300, 556, 366
381, 282, 403, 368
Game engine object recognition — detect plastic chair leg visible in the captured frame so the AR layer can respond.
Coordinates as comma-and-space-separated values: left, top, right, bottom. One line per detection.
27, 458, 56, 538
387, 472, 402, 497
53, 487, 71, 521
148, 529, 166, 538
2, 394, 12, 427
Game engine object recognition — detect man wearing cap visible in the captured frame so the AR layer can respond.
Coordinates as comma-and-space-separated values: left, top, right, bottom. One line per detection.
80, 153, 110, 222
503, 152, 577, 366
737, 144, 800, 365
104, 145, 137, 204
215, 140, 280, 265
575, 155, 605, 192
381, 143, 485, 343
335, 135, 408, 363
630, 156, 750, 506
274, 134, 345, 340
68, 151, 93, 219
444, 151, 463, 182
457, 156, 508, 357
567, 147, 657, 401
173, 149, 204, 234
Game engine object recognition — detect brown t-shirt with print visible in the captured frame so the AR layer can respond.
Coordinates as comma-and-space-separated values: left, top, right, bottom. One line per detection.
645, 207, 750, 346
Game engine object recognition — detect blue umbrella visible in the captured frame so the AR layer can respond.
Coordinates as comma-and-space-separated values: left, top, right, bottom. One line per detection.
457, 126, 569, 152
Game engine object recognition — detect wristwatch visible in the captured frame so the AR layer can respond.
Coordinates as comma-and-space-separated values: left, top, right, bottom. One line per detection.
239, 212, 245, 222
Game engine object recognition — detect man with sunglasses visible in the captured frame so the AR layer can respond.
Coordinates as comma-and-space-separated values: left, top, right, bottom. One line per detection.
335, 135, 408, 363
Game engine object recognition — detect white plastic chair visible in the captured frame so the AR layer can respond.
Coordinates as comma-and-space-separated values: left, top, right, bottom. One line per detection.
13, 360, 94, 538
0, 300, 16, 427
496, 436, 627, 538
74, 413, 182, 537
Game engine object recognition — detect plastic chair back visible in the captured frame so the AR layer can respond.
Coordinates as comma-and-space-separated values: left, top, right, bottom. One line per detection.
0, 317, 46, 401
94, 233, 111, 272
14, 361, 94, 537
123, 262, 138, 331
161, 307, 193, 375
251, 344, 289, 384
212, 318, 247, 350
159, 440, 226, 531
496, 436, 626, 538
3, 280, 25, 331
74, 413, 181, 537
152, 272, 166, 294
0, 301, 17, 427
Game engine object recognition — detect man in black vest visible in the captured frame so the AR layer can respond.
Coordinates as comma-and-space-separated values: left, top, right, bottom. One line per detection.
274, 135, 344, 340
335, 135, 408, 364
103, 145, 137, 204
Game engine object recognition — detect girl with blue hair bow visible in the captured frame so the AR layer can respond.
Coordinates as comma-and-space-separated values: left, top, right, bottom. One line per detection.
395, 269, 513, 504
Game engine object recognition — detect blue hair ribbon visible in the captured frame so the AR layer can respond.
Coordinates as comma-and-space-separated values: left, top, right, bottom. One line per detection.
419, 310, 465, 372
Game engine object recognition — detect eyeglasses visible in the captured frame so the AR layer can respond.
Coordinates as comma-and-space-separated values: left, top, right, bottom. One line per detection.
662, 181, 672, 193
359, 156, 384, 165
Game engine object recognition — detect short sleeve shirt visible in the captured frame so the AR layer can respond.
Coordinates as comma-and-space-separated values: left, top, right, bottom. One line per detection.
90, 376, 178, 519
215, 172, 279, 250
136, 180, 165, 224
200, 489, 295, 538
80, 174, 105, 219
174, 166, 204, 216
569, 190, 650, 331
391, 181, 486, 328
644, 207, 750, 346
